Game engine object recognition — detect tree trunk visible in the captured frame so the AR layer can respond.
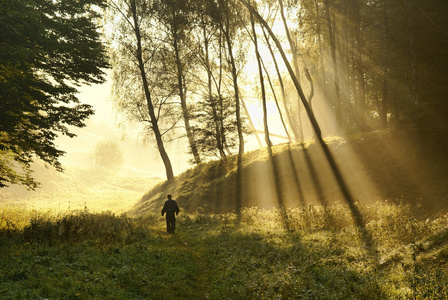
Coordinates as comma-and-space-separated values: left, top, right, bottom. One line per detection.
381, 68, 388, 129
262, 27, 299, 141
324, 0, 342, 134
260, 53, 291, 143
173, 39, 201, 164
130, 0, 174, 181
279, 0, 300, 82
202, 20, 227, 160
251, 8, 288, 225
379, 0, 389, 128
223, 2, 244, 156
221, 0, 243, 219
279, 0, 305, 140
251, 11, 271, 147
351, 0, 367, 130
314, 0, 326, 80
406, 0, 421, 132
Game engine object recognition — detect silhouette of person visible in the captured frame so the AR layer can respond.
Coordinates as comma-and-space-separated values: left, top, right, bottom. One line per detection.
161, 194, 179, 234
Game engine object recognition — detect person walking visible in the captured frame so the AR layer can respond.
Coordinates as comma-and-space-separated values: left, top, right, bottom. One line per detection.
161, 194, 180, 234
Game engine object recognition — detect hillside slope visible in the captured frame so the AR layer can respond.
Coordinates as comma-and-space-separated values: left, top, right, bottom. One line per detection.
130, 130, 448, 217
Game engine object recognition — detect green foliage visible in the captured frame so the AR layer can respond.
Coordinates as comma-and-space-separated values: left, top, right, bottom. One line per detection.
194, 94, 239, 160
1, 202, 447, 299
0, 0, 110, 189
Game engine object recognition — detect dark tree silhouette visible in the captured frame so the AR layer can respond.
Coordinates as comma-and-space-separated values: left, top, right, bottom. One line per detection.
0, 0, 109, 189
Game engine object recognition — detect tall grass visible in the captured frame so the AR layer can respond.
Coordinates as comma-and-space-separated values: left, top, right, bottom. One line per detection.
1, 201, 447, 299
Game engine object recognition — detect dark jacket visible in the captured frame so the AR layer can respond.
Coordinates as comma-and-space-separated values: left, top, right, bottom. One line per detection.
161, 199, 179, 217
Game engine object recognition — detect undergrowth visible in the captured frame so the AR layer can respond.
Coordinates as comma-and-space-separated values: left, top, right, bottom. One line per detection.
1, 201, 447, 299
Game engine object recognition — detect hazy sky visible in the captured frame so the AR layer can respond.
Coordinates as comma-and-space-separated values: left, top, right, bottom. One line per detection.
56, 75, 191, 178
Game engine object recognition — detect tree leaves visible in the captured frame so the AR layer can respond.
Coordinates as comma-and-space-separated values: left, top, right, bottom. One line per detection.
0, 0, 110, 189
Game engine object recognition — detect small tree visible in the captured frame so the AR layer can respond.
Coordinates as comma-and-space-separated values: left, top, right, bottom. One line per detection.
195, 95, 238, 160
90, 140, 124, 171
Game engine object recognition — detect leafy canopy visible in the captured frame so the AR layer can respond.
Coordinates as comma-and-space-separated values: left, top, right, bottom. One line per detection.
0, 0, 110, 189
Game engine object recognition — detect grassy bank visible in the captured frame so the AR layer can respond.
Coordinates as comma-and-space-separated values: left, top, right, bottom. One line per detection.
132, 130, 448, 217
1, 201, 447, 299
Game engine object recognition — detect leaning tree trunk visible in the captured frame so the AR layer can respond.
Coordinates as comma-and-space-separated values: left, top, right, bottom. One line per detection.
130, 0, 174, 181
251, 8, 288, 226
262, 26, 298, 141
260, 54, 291, 143
279, 0, 304, 140
250, 9, 271, 148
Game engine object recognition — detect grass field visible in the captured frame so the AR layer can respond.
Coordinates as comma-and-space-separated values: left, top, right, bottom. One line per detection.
1, 201, 447, 299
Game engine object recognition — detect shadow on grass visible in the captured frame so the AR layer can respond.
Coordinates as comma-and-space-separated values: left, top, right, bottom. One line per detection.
179, 221, 384, 299
2, 208, 446, 299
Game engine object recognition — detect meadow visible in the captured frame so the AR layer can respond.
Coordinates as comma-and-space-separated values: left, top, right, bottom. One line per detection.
1, 201, 447, 299
1, 132, 447, 299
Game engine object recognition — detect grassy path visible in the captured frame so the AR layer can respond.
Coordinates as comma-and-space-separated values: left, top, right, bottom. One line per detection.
175, 233, 213, 299
155, 228, 214, 299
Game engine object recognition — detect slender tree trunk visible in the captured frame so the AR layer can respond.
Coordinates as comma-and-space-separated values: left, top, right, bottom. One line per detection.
324, 0, 342, 134
279, 0, 305, 140
173, 39, 201, 164
202, 20, 226, 160
406, 0, 421, 136
314, 0, 326, 80
223, 5, 244, 156
130, 0, 174, 181
351, 0, 367, 130
262, 27, 299, 141
305, 68, 317, 141
250, 12, 271, 147
221, 0, 243, 219
217, 28, 233, 157
261, 55, 291, 143
379, 2, 389, 128
279, 0, 300, 82
251, 8, 288, 226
